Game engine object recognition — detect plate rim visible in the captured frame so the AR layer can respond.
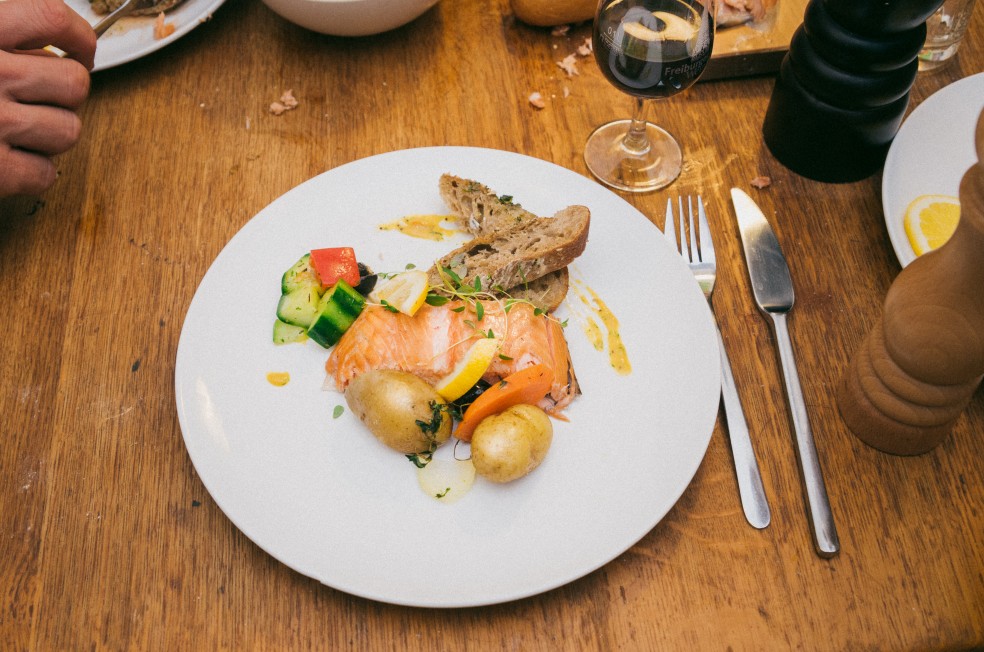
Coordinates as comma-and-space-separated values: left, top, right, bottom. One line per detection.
73, 0, 229, 72
882, 72, 984, 268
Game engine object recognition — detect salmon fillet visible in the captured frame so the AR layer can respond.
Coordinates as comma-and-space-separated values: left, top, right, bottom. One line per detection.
325, 301, 579, 412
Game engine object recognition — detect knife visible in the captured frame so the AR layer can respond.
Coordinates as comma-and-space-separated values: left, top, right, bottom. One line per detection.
730, 188, 840, 558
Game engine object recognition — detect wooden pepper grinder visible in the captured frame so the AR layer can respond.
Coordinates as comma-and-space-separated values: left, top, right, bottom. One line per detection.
838, 108, 984, 455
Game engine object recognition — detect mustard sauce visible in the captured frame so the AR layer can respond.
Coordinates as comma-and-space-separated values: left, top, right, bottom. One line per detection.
574, 281, 631, 375
266, 371, 290, 386
379, 214, 459, 241
571, 285, 605, 352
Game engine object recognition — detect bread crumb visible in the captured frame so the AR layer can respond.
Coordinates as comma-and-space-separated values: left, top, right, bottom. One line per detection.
269, 89, 299, 116
528, 92, 546, 110
557, 53, 579, 76
551, 25, 571, 36
750, 175, 771, 189
562, 86, 570, 98
576, 37, 592, 56
153, 13, 175, 39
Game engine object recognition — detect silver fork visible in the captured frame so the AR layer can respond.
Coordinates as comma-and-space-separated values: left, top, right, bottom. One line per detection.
664, 196, 771, 529
93, 0, 159, 37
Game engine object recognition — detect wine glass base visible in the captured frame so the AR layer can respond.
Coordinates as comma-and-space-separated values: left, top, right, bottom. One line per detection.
584, 119, 683, 193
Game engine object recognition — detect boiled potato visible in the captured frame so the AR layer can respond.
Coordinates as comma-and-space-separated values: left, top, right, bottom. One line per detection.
345, 370, 452, 454
470, 404, 553, 483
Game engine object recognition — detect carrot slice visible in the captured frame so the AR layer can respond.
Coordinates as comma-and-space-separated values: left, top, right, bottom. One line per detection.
454, 364, 553, 442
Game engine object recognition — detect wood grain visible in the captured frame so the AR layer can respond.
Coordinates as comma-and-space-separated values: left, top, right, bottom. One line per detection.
1, 0, 982, 648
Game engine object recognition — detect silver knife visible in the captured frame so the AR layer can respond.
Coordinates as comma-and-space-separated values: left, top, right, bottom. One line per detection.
730, 188, 840, 558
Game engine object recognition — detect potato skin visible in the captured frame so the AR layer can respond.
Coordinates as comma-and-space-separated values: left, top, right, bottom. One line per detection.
471, 404, 553, 483
345, 370, 452, 454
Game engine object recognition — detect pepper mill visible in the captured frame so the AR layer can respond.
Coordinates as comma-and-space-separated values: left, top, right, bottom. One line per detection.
838, 109, 984, 455
762, 0, 943, 182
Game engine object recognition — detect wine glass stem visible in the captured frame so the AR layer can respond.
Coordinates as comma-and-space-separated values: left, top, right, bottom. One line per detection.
622, 97, 651, 155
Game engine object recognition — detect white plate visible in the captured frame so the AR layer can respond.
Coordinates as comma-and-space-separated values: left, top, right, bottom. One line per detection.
882, 73, 984, 267
174, 146, 721, 607
68, 0, 227, 72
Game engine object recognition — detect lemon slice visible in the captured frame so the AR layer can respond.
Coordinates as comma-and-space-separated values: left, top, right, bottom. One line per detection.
372, 270, 429, 316
903, 194, 960, 256
434, 337, 500, 401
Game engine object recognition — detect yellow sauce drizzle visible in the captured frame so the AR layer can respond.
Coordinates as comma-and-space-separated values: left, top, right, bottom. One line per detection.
266, 371, 290, 386
379, 214, 460, 241
578, 305, 605, 352
573, 281, 631, 375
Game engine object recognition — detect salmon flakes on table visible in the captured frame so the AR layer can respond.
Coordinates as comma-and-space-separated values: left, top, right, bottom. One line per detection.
269, 89, 299, 116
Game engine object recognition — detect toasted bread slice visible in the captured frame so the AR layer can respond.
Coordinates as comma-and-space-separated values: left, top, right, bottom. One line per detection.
440, 174, 540, 237
428, 204, 589, 294
507, 268, 570, 313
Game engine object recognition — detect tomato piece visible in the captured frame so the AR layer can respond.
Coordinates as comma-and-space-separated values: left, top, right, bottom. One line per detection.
310, 247, 360, 288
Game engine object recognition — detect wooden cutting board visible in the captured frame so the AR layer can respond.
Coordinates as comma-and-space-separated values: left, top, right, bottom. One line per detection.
704, 0, 808, 80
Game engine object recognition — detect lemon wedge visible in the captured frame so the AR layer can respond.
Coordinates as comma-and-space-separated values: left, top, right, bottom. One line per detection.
434, 337, 500, 401
372, 270, 429, 316
903, 194, 960, 256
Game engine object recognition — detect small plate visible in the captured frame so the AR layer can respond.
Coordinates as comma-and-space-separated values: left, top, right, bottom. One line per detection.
175, 146, 721, 607
67, 0, 227, 72
882, 73, 984, 267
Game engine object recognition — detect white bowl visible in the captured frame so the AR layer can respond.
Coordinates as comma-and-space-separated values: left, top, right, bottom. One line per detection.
261, 0, 441, 36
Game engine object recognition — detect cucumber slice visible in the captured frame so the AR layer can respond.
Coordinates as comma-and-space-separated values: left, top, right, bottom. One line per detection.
307, 280, 366, 348
276, 285, 321, 328
281, 253, 320, 294
273, 319, 308, 345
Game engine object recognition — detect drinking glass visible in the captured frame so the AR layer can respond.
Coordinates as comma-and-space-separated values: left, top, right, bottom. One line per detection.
585, 0, 715, 192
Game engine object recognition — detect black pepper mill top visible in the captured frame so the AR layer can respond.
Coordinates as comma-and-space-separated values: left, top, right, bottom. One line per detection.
762, 0, 944, 183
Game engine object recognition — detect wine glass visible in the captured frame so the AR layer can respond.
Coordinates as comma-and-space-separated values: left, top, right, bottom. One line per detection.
585, 0, 715, 192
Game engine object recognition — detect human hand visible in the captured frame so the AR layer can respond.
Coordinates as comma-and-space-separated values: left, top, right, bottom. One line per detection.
0, 0, 97, 197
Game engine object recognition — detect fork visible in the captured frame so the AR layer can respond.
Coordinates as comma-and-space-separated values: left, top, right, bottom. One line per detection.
664, 196, 771, 529
93, 0, 159, 37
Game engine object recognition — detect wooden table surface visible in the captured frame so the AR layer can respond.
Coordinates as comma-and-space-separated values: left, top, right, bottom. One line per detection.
2, 0, 982, 648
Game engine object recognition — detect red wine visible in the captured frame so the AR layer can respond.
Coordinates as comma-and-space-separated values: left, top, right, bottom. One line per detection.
594, 0, 714, 99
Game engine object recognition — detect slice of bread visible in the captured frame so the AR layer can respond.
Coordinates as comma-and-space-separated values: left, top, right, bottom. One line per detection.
428, 204, 590, 295
507, 268, 570, 313
440, 174, 540, 237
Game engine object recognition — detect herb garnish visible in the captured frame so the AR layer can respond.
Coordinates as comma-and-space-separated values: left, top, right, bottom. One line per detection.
415, 400, 446, 436
406, 451, 433, 468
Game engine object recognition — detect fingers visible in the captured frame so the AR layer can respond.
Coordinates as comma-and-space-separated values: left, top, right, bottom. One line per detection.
0, 146, 58, 196
0, 51, 91, 109
0, 0, 95, 198
0, 101, 83, 155
0, 0, 97, 70
3, 52, 90, 109
0, 103, 76, 197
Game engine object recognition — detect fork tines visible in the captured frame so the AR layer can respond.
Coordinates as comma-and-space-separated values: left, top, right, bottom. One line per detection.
663, 195, 712, 264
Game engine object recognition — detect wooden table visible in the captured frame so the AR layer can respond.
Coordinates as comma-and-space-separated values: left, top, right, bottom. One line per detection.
2, 0, 982, 648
